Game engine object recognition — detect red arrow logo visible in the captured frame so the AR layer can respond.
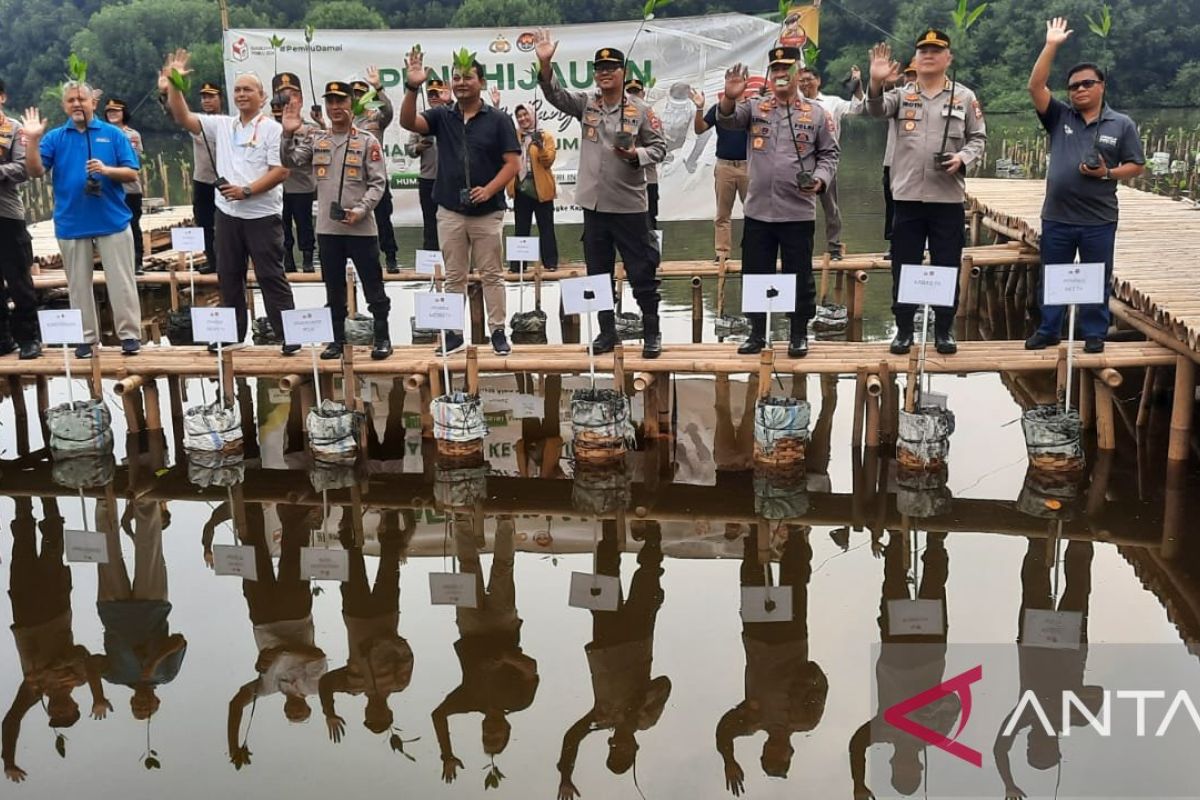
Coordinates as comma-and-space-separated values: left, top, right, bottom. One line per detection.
883, 665, 984, 767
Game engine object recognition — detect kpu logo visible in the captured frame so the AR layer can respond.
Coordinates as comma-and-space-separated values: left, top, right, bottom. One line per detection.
231, 37, 249, 62
883, 665, 984, 767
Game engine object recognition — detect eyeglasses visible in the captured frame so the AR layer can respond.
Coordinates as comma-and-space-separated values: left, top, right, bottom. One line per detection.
1068, 78, 1103, 91
594, 65, 621, 74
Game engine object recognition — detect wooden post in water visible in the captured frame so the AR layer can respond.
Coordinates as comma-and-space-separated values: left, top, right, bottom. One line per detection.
1094, 378, 1115, 450
35, 376, 50, 444
852, 366, 868, 449
865, 374, 882, 449
1079, 374, 1094, 430
691, 276, 703, 343
466, 346, 479, 395
1168, 355, 1196, 463
716, 256, 728, 318
143, 379, 162, 431
1137, 366, 1157, 428
7, 377, 29, 455
468, 283, 485, 344
849, 270, 868, 320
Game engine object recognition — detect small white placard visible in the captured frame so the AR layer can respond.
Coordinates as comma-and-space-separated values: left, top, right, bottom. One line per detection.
1043, 262, 1106, 306
282, 308, 334, 345
569, 572, 621, 611
887, 599, 945, 636
511, 393, 543, 419
267, 388, 291, 404
560, 275, 615, 315
190, 307, 238, 344
1023, 608, 1083, 649
921, 391, 948, 410
654, 229, 663, 250
429, 572, 478, 607
740, 586, 794, 623
65, 530, 109, 564
506, 236, 540, 263
741, 274, 797, 314
415, 292, 466, 331
300, 547, 349, 582
171, 226, 206, 253
897, 264, 958, 307
38, 309, 84, 345
213, 545, 258, 580
414, 249, 444, 275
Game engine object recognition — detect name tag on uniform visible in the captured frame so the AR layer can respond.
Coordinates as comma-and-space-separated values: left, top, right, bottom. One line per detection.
583, 111, 600, 125
584, 126, 598, 141
346, 154, 362, 165
942, 106, 966, 120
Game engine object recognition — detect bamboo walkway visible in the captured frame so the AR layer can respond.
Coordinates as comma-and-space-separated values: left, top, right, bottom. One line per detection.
967, 178, 1200, 353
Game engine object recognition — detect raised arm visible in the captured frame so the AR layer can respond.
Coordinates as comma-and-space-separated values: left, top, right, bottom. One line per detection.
717, 64, 748, 119
556, 711, 597, 799
2, 683, 40, 782
398, 47, 431, 135
865, 43, 902, 118
19, 108, 46, 179
716, 707, 751, 796
161, 49, 202, 135
534, 29, 586, 119
227, 680, 257, 768
692, 91, 709, 134
993, 710, 1027, 799
365, 66, 394, 132
849, 720, 876, 798
1029, 18, 1071, 115
279, 99, 313, 168
432, 688, 469, 782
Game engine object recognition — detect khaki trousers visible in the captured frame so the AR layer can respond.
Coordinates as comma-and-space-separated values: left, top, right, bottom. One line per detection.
58, 227, 141, 343
436, 207, 506, 333
713, 159, 749, 257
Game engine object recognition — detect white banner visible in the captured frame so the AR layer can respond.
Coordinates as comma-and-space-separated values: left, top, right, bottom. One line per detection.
224, 14, 780, 224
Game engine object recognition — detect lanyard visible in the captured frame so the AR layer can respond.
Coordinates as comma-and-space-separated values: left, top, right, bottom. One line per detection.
234, 114, 265, 147
332, 130, 355, 207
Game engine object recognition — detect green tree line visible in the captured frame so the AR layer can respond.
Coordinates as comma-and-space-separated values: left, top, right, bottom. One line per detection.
1, 0, 1196, 131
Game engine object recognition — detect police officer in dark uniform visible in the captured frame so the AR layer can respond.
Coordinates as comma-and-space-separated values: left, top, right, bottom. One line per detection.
352, 68, 398, 272
404, 77, 446, 253
718, 47, 840, 358
534, 31, 667, 358
866, 31, 987, 355
272, 73, 318, 273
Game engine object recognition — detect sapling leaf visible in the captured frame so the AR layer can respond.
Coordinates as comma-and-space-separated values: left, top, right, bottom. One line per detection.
965, 3, 988, 31
55, 734, 67, 758
168, 68, 191, 94
67, 53, 88, 83
803, 42, 820, 67
452, 47, 478, 75
304, 25, 315, 44
270, 34, 285, 49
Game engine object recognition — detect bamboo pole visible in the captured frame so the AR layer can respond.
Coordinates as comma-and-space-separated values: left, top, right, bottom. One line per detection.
716, 256, 728, 317
1094, 379, 1116, 450
1095, 367, 1123, 388
691, 276, 703, 343
1137, 366, 1156, 427
404, 373, 427, 392
633, 372, 655, 393
143, 379, 162, 431
279, 373, 311, 391
865, 392, 880, 448
7, 377, 29, 455
1079, 374, 1094, 429
852, 366, 868, 448
466, 346, 479, 395
613, 344, 625, 392
850, 270, 868, 320
1169, 355, 1196, 462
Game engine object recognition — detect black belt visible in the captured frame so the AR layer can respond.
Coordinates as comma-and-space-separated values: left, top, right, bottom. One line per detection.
717, 158, 747, 166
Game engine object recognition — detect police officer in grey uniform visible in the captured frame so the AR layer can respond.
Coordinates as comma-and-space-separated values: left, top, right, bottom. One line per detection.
867, 31, 987, 355
272, 73, 318, 273
0, 80, 39, 359
282, 81, 392, 361
624, 78, 660, 229
534, 30, 667, 358
352, 70, 398, 272
718, 47, 840, 358
191, 81, 222, 274
404, 77, 446, 253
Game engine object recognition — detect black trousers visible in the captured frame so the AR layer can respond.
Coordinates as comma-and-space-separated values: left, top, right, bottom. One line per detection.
417, 178, 439, 251
375, 184, 397, 258
647, 183, 660, 230
741, 217, 816, 321
882, 167, 895, 241
192, 180, 218, 269
513, 191, 559, 268
0, 217, 37, 343
125, 193, 144, 265
318, 234, 392, 341
215, 211, 295, 342
282, 191, 315, 255
582, 208, 660, 315
890, 200, 964, 332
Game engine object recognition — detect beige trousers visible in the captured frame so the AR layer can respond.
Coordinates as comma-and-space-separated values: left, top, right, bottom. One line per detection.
713, 159, 749, 257
58, 227, 142, 343
436, 207, 506, 333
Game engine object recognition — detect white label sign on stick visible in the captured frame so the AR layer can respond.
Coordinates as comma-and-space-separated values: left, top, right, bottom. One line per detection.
897, 264, 958, 307
1022, 608, 1083, 649
511, 393, 543, 419
506, 236, 540, 263
213, 545, 258, 580
560, 275, 614, 315
568, 572, 621, 611
415, 292, 466, 331
414, 249, 444, 275
1043, 262, 1106, 306
741, 274, 797, 314
281, 308, 334, 345
65, 530, 109, 564
300, 547, 350, 582
38, 309, 84, 345
171, 226, 206, 253
429, 572, 478, 607
740, 586, 794, 623
190, 307, 238, 344
887, 599, 945, 636
921, 391, 949, 411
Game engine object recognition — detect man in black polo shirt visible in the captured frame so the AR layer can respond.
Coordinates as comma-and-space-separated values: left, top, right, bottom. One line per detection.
1025, 17, 1145, 354
398, 49, 520, 356
692, 84, 749, 264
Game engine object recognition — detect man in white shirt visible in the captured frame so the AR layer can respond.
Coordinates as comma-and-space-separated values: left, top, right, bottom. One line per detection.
160, 49, 298, 354
799, 65, 864, 260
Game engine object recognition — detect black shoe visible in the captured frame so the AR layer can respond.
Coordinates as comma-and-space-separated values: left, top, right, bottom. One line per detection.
0, 338, 14, 357
197, 264, 216, 275
1084, 337, 1105, 354
1024, 331, 1060, 350
281, 343, 302, 356
121, 338, 141, 355
18, 341, 41, 360
829, 247, 844, 261
75, 343, 93, 359
737, 336, 766, 355
320, 342, 344, 360
508, 262, 523, 274
371, 319, 393, 360
385, 255, 399, 274
890, 330, 914, 355
935, 330, 958, 355
435, 331, 465, 356
592, 311, 618, 355
642, 314, 662, 359
134, 264, 145, 277
713, 255, 723, 264
491, 328, 511, 356
301, 252, 315, 273
788, 334, 809, 358
284, 251, 297, 273
207, 342, 220, 355
544, 264, 558, 272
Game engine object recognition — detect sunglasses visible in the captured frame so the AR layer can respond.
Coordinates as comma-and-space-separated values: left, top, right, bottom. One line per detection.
1068, 78, 1103, 91
594, 64, 622, 74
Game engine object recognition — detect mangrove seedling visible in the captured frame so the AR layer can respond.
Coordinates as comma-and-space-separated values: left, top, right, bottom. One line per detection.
270, 34, 285, 75
938, 0, 988, 165
304, 25, 319, 116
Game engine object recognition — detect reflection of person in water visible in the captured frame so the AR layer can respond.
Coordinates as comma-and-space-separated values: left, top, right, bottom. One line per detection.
433, 512, 539, 782
717, 526, 828, 795
3, 498, 107, 784
226, 503, 328, 768
715, 375, 759, 473
517, 375, 564, 479
557, 520, 670, 800
850, 532, 954, 798
994, 538, 1097, 798
92, 497, 187, 722
321, 510, 415, 743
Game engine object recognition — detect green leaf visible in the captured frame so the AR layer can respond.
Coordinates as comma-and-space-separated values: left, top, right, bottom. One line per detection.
351, 86, 379, 117
643, 0, 655, 18
965, 3, 988, 30
67, 53, 88, 83
304, 25, 315, 44
270, 34, 285, 49
778, 0, 791, 20
803, 42, 820, 67
168, 68, 191, 95
144, 757, 161, 770
452, 47, 478, 74
55, 734, 67, 758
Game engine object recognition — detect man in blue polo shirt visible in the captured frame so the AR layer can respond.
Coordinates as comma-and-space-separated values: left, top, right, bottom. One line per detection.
23, 83, 143, 358
1024, 17, 1145, 354
692, 82, 749, 264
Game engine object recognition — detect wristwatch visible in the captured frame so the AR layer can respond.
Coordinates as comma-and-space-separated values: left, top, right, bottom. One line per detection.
242, 185, 253, 199
404, 80, 423, 93
1104, 168, 1113, 180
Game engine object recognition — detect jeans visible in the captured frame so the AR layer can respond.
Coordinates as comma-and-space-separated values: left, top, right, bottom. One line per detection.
1037, 219, 1117, 340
